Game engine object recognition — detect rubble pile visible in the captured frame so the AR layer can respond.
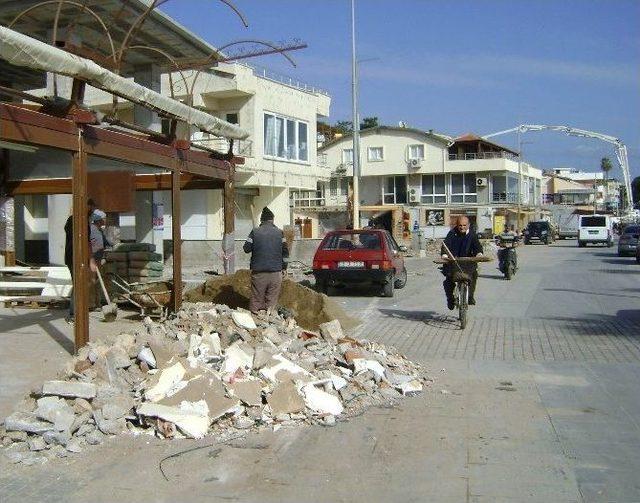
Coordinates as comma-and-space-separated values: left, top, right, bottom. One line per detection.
1, 303, 427, 465
184, 269, 360, 332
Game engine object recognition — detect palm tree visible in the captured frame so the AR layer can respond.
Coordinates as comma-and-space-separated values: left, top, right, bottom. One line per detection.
600, 157, 613, 210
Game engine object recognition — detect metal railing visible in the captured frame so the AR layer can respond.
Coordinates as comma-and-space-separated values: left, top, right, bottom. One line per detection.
290, 191, 326, 208
492, 193, 520, 203
236, 62, 331, 97
449, 151, 518, 161
192, 137, 253, 157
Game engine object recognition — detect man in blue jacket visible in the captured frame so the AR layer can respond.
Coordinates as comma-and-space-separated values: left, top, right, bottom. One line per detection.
441, 216, 483, 310
243, 207, 289, 313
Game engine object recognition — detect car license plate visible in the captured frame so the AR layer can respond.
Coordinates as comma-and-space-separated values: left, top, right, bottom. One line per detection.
588, 230, 598, 234
338, 261, 364, 268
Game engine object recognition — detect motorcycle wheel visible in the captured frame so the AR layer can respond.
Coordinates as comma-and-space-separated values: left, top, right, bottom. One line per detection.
505, 264, 513, 280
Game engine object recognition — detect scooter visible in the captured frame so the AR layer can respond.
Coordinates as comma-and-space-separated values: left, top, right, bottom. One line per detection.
497, 234, 519, 280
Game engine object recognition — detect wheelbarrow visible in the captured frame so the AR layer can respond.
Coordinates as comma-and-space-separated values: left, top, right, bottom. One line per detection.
110, 275, 173, 320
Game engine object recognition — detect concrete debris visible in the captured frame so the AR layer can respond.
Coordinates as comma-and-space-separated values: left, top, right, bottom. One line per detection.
42, 380, 97, 399
1, 301, 428, 465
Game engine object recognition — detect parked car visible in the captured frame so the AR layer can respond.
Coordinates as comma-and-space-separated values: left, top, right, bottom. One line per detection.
523, 221, 554, 245
312, 229, 407, 297
578, 215, 612, 247
618, 224, 640, 256
557, 213, 579, 239
636, 241, 640, 264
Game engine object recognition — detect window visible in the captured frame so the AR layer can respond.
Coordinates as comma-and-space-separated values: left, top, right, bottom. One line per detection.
342, 148, 353, 164
383, 176, 407, 204
329, 178, 349, 196
263, 112, 309, 161
321, 232, 381, 251
409, 144, 425, 159
225, 112, 239, 124
451, 173, 477, 203
421, 174, 446, 204
368, 146, 384, 161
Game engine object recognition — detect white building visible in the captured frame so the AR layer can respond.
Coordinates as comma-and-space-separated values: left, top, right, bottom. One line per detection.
309, 129, 544, 239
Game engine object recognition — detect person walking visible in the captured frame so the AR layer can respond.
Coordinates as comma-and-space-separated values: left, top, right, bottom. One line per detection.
441, 216, 483, 310
243, 207, 289, 313
89, 209, 112, 309
64, 199, 96, 323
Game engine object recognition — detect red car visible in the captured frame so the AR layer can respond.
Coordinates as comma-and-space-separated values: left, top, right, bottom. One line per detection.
312, 229, 407, 297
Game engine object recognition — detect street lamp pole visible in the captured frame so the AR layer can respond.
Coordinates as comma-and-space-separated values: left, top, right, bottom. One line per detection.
350, 0, 360, 229
517, 128, 522, 231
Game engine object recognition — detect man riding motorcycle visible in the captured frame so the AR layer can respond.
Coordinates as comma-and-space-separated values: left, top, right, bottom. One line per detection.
441, 216, 484, 310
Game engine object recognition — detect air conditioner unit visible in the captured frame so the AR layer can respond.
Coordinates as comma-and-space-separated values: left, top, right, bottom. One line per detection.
476, 177, 488, 187
409, 158, 422, 169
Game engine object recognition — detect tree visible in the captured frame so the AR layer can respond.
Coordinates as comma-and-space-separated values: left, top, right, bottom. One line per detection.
632, 176, 640, 209
600, 157, 613, 209
334, 121, 353, 133
359, 116, 379, 130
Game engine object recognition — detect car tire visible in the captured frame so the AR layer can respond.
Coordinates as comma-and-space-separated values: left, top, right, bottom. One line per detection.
381, 273, 394, 298
636, 255, 640, 264
316, 279, 328, 295
607, 240, 613, 248
394, 267, 407, 289
578, 241, 586, 248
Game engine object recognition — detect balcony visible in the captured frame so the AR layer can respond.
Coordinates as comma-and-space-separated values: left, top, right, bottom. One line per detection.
492, 192, 520, 204
191, 136, 253, 158
291, 190, 326, 208
449, 151, 518, 161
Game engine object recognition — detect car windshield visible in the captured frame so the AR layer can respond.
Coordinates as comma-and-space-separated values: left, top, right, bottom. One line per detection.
321, 232, 381, 250
581, 216, 607, 227
527, 222, 548, 231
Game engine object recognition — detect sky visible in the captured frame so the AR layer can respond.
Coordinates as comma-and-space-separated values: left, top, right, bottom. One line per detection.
161, 0, 640, 179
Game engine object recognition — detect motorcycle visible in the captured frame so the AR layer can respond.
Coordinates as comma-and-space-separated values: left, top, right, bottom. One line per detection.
497, 234, 519, 280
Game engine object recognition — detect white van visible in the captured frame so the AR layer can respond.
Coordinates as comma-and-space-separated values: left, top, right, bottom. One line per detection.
578, 215, 612, 247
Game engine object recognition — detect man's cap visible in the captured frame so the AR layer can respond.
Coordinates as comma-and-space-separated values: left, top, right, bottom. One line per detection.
260, 207, 274, 222
91, 209, 106, 222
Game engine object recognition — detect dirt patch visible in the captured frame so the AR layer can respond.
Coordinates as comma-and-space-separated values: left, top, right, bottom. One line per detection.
184, 269, 360, 332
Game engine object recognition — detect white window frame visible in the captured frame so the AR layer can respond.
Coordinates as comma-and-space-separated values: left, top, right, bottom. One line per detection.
450, 173, 477, 203
263, 112, 309, 163
409, 144, 425, 160
421, 174, 447, 204
342, 148, 354, 164
368, 146, 384, 162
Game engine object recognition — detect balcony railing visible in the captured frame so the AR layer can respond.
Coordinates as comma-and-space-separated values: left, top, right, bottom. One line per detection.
449, 151, 518, 161
291, 191, 325, 208
192, 137, 253, 157
492, 193, 520, 203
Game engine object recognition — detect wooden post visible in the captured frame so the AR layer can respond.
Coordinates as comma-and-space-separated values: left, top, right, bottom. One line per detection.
223, 162, 235, 274
72, 133, 89, 351
171, 163, 182, 312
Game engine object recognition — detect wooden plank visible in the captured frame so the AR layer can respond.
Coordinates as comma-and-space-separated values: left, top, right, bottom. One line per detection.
72, 140, 90, 352
223, 163, 236, 274
171, 164, 182, 312
5, 174, 224, 195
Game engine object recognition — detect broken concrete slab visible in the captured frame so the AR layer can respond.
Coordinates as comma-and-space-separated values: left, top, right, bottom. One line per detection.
4, 412, 55, 434
231, 310, 257, 330
144, 362, 186, 402
259, 354, 310, 383
101, 395, 135, 420
221, 341, 255, 374
137, 346, 157, 369
398, 379, 423, 395
34, 397, 75, 432
105, 346, 132, 369
137, 401, 210, 439
353, 359, 386, 380
268, 382, 305, 415
228, 380, 263, 407
300, 384, 344, 416
42, 380, 97, 399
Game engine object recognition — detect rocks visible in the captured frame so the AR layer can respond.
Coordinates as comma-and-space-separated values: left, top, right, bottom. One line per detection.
42, 380, 97, 399
319, 319, 343, 344
1, 301, 428, 466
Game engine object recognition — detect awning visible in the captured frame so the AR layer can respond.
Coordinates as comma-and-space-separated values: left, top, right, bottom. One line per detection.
0, 26, 249, 140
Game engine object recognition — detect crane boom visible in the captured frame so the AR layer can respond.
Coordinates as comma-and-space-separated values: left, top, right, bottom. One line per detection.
482, 124, 633, 210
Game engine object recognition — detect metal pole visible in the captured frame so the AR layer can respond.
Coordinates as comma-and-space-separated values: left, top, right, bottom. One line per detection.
517, 128, 522, 231
350, 0, 360, 229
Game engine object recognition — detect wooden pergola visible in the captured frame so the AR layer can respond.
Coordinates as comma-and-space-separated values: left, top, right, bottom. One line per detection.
0, 101, 236, 352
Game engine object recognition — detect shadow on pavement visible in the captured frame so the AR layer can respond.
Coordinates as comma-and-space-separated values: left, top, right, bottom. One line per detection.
540, 310, 640, 334
377, 308, 461, 329
543, 288, 640, 300
479, 272, 506, 280
0, 309, 74, 355
600, 258, 637, 265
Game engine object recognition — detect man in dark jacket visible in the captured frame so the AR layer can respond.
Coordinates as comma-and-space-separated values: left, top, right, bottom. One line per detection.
243, 207, 289, 313
441, 216, 483, 310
